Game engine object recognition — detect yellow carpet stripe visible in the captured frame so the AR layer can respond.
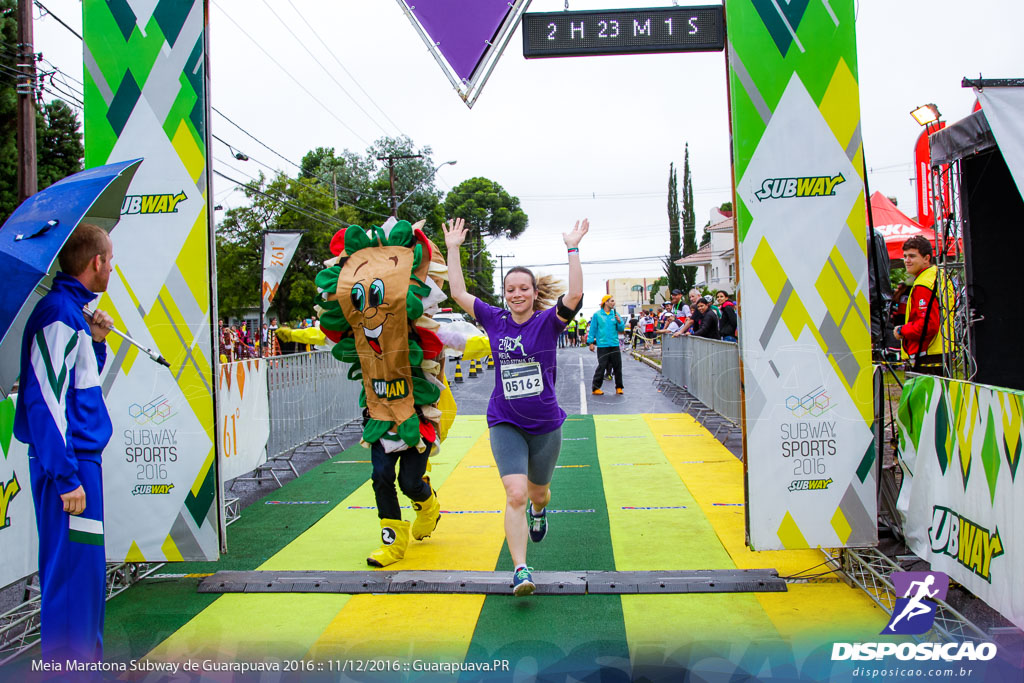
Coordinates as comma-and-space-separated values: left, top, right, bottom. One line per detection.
644, 414, 886, 641
257, 420, 481, 572
144, 594, 350, 661
308, 417, 508, 659
595, 414, 777, 650
145, 418, 490, 662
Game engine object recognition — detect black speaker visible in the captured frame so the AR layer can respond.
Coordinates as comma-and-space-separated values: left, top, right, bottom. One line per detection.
962, 147, 1024, 390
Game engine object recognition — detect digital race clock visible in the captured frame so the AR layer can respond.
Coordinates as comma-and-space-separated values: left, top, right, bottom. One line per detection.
522, 6, 725, 58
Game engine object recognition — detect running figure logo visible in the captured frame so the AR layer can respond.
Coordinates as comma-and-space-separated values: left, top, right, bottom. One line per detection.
499, 335, 526, 355
882, 571, 949, 635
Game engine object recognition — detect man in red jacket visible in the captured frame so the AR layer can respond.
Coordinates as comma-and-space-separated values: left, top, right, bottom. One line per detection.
893, 235, 946, 375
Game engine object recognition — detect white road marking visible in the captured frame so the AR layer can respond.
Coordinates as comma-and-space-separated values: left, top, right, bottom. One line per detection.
579, 355, 588, 415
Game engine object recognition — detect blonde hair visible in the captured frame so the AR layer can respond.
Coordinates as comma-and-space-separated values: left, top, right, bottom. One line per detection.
504, 266, 566, 311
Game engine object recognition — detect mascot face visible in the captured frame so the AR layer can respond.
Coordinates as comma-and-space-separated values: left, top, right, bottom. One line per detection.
339, 246, 414, 360
316, 220, 447, 449
338, 245, 415, 413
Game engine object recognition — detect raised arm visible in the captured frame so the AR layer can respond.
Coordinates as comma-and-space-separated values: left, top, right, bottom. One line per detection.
561, 219, 588, 313
442, 217, 478, 317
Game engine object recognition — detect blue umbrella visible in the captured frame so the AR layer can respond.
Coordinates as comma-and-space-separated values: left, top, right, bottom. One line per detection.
0, 158, 152, 396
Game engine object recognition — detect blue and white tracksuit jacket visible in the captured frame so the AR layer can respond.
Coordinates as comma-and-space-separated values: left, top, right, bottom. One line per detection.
13, 272, 112, 662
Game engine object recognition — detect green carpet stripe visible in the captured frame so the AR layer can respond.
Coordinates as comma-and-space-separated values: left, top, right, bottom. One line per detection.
100, 420, 497, 663
257, 418, 484, 571
465, 415, 629, 674
595, 414, 778, 647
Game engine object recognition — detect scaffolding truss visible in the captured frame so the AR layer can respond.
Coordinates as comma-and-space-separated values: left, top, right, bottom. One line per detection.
0, 562, 162, 666
824, 547, 990, 643
929, 159, 975, 381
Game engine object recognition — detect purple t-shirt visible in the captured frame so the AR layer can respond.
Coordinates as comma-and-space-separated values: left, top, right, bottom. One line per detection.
473, 299, 567, 434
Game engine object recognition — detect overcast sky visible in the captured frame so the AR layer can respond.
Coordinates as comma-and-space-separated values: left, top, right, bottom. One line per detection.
31, 0, 1024, 315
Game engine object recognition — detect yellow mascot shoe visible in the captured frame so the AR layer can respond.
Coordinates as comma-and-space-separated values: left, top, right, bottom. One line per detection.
367, 519, 410, 567
411, 487, 440, 540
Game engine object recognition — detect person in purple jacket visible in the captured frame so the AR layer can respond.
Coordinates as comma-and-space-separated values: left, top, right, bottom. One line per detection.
443, 216, 587, 596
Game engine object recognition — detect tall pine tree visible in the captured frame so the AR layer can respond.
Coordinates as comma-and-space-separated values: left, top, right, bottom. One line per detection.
664, 162, 684, 294
681, 143, 698, 292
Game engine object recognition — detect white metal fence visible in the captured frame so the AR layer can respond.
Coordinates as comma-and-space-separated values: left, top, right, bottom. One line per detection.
660, 336, 742, 424
267, 350, 363, 459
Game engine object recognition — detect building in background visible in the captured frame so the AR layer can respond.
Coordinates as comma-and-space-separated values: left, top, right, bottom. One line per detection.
676, 211, 737, 294
604, 277, 668, 315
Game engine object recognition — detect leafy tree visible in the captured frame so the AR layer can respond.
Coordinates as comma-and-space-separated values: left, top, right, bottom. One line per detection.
216, 171, 356, 322
217, 136, 447, 322
299, 136, 446, 237
443, 177, 527, 304
680, 144, 698, 293
37, 100, 84, 188
1, 0, 18, 221
300, 146, 376, 215
0, 0, 84, 223
890, 266, 907, 292
663, 162, 684, 295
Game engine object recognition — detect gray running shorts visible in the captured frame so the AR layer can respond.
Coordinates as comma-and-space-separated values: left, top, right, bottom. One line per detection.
489, 423, 562, 485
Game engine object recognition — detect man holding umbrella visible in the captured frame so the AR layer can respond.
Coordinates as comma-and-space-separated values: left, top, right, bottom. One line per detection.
14, 223, 114, 662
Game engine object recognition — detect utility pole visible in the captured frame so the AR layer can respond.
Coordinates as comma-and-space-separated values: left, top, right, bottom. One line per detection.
16, 0, 37, 202
376, 153, 422, 216
331, 170, 338, 211
494, 254, 514, 309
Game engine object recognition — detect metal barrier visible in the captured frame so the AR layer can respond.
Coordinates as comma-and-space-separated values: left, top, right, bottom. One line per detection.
660, 336, 742, 424
267, 350, 363, 461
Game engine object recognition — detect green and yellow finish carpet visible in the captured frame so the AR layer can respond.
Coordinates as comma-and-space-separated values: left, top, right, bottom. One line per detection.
101, 414, 887, 675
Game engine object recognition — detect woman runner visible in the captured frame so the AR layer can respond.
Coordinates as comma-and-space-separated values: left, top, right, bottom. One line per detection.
443, 216, 587, 596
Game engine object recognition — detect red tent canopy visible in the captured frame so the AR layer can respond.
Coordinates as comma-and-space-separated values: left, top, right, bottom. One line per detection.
867, 191, 950, 260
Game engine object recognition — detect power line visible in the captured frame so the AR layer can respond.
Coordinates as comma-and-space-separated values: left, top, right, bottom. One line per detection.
38, 56, 84, 87
517, 255, 669, 268
213, 157, 353, 228
284, 0, 406, 138
209, 0, 370, 147
258, 0, 392, 138
33, 0, 82, 40
210, 133, 393, 219
41, 71, 83, 99
40, 80, 84, 108
212, 106, 304, 171
0, 41, 22, 60
213, 169, 351, 231
0, 63, 23, 80
518, 187, 732, 200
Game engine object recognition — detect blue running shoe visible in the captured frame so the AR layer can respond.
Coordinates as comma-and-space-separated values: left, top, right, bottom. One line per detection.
528, 505, 548, 543
512, 567, 535, 596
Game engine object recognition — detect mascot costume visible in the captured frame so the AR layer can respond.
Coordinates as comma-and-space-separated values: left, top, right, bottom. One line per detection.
315, 218, 470, 566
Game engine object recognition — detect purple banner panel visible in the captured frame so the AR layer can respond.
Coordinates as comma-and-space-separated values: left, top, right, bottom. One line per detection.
408, 0, 512, 81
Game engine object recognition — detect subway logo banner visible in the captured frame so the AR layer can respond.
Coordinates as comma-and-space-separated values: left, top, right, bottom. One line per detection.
0, 395, 37, 587
83, 0, 219, 561
726, 1, 876, 549
896, 376, 1024, 630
